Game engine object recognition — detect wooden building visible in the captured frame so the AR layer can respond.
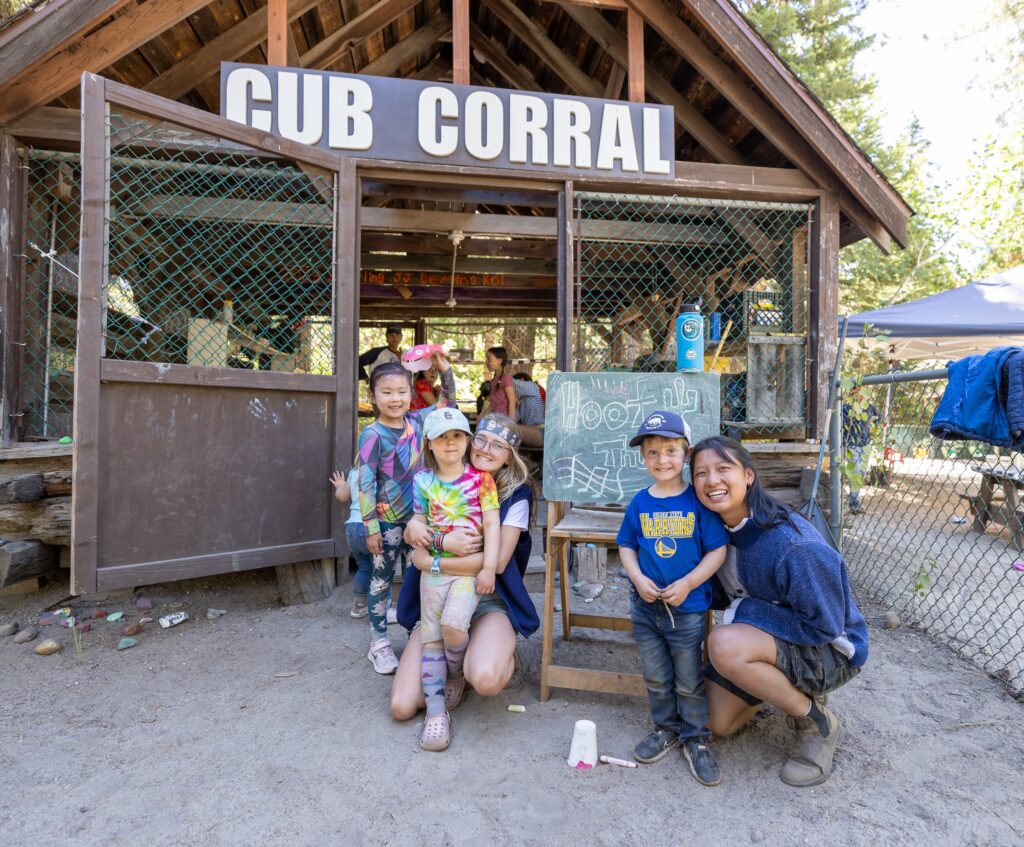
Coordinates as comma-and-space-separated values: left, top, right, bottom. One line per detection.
0, 0, 912, 595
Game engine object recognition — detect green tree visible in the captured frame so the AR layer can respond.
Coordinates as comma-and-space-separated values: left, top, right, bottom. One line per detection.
736, 0, 961, 313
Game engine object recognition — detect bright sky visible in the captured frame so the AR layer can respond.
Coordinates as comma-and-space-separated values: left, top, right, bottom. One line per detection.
856, 0, 1016, 190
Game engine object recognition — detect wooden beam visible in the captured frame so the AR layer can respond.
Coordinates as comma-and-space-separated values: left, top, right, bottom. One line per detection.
808, 190, 839, 436
481, 0, 603, 97
626, 8, 644, 103
604, 61, 625, 99
0, 0, 134, 91
0, 0, 215, 125
301, 0, 422, 70
361, 15, 451, 77
361, 254, 555, 276
452, 0, 471, 85
537, 0, 629, 7
623, 0, 894, 252
362, 206, 557, 238
0, 134, 25, 446
267, 0, 290, 66
557, 4, 744, 165
362, 180, 557, 207
362, 232, 558, 258
469, 24, 538, 91
144, 0, 320, 101
683, 0, 911, 248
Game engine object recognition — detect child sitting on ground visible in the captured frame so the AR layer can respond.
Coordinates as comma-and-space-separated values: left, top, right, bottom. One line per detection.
409, 407, 500, 751
616, 410, 729, 786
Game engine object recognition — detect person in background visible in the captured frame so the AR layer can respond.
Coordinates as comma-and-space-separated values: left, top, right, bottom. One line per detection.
358, 325, 404, 381
330, 468, 374, 619
476, 380, 492, 417
511, 372, 545, 449
842, 387, 879, 514
410, 366, 440, 412
484, 347, 516, 420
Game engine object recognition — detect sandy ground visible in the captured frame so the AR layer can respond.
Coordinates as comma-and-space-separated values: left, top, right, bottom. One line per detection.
2, 567, 1024, 847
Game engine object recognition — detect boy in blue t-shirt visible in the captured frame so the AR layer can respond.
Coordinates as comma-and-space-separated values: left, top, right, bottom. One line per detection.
616, 410, 728, 786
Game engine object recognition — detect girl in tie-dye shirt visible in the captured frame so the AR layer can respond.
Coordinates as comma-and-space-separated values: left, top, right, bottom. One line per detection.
408, 407, 500, 751
357, 354, 455, 675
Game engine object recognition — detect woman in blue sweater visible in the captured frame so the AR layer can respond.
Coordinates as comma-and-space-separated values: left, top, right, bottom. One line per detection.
390, 414, 539, 722
689, 436, 868, 787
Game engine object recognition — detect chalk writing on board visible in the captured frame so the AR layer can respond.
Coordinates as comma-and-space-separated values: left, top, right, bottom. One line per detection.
543, 372, 720, 505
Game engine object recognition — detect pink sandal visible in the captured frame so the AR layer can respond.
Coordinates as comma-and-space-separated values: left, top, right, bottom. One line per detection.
420, 711, 451, 752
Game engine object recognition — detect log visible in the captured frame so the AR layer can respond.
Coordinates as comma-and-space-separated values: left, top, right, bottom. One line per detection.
574, 544, 607, 583
0, 539, 59, 587
43, 470, 72, 497
276, 558, 337, 605
0, 473, 45, 504
0, 496, 71, 545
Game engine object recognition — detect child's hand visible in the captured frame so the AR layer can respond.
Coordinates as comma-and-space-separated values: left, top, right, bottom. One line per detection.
431, 350, 451, 372
366, 532, 383, 556
632, 573, 662, 603
404, 520, 433, 549
329, 471, 350, 503
660, 578, 691, 608
475, 568, 496, 595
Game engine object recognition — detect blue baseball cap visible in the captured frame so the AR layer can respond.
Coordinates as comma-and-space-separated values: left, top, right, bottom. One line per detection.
629, 410, 693, 447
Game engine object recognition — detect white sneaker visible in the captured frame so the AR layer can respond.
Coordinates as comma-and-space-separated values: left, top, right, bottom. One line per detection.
368, 638, 399, 674
386, 606, 398, 626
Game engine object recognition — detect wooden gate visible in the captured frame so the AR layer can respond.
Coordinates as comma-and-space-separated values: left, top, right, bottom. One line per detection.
72, 76, 358, 593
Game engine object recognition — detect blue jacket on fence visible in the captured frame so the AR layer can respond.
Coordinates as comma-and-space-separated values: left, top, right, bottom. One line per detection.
396, 484, 540, 638
929, 346, 1024, 449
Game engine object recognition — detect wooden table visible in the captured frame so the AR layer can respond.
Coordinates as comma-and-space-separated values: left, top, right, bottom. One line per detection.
969, 465, 1024, 549
540, 503, 648, 701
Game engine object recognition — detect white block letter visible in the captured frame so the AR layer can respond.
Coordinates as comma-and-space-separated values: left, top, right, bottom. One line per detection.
552, 99, 591, 168
642, 107, 671, 175
418, 86, 459, 157
596, 104, 639, 172
464, 91, 503, 161
327, 77, 373, 151
509, 94, 548, 165
278, 72, 323, 145
224, 67, 273, 132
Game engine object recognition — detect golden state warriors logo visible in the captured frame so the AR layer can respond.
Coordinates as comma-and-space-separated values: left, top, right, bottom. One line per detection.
654, 537, 677, 558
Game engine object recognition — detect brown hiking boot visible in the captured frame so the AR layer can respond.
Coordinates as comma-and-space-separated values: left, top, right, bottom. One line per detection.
780, 705, 842, 787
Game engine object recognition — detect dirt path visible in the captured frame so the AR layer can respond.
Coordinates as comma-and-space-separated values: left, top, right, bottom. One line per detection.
2, 570, 1022, 846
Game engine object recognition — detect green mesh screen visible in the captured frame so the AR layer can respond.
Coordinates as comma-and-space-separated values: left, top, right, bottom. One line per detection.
575, 192, 812, 438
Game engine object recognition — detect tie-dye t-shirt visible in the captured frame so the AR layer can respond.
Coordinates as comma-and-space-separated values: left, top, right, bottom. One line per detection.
412, 465, 499, 555
358, 368, 455, 535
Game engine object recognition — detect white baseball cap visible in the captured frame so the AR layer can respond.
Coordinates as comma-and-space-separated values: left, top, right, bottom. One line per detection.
423, 407, 472, 441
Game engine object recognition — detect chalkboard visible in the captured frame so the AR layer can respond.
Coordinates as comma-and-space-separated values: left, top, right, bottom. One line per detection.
542, 372, 720, 504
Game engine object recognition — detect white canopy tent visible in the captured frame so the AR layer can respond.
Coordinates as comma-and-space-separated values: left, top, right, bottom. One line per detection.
844, 265, 1024, 360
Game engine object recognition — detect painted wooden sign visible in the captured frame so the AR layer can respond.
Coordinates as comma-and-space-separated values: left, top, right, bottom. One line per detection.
221, 63, 675, 181
360, 270, 507, 288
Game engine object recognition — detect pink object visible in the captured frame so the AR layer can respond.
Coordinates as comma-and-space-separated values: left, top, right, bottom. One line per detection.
401, 344, 445, 372
1012, 561, 1024, 573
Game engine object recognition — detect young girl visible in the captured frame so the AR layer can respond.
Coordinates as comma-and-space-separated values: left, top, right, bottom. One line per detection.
408, 407, 500, 751
409, 366, 440, 411
329, 467, 373, 618
358, 353, 454, 674
485, 347, 516, 421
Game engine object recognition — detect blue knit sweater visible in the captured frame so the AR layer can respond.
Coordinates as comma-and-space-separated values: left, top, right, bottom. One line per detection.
729, 512, 869, 668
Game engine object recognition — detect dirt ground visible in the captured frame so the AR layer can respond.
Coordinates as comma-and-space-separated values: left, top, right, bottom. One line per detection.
2, 567, 1023, 847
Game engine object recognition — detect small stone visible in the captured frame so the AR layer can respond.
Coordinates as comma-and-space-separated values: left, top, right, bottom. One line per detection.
77, 621, 91, 633
122, 622, 143, 636
135, 597, 153, 611
997, 668, 1011, 682
91, 610, 108, 620
139, 617, 154, 625
882, 611, 901, 630
106, 612, 123, 622
574, 582, 604, 600
37, 614, 58, 627
34, 638, 62, 655
14, 626, 37, 643
206, 608, 227, 620
750, 829, 766, 844
0, 622, 19, 637
116, 637, 137, 651
167, 601, 184, 610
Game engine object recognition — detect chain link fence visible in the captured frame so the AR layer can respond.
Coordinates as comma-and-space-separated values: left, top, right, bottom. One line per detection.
841, 371, 1024, 695
575, 193, 812, 438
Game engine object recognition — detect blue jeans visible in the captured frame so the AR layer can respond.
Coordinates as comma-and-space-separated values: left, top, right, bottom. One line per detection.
630, 591, 710, 742
345, 522, 373, 599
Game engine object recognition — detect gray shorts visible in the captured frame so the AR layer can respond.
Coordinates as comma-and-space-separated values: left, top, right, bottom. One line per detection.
471, 591, 509, 624
705, 637, 860, 706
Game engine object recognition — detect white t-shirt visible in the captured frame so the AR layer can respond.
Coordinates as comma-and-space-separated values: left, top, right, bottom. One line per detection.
503, 499, 529, 530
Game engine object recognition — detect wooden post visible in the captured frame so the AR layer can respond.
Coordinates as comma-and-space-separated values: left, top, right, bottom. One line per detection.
808, 190, 839, 437
452, 0, 470, 85
556, 181, 574, 371
267, 0, 289, 66
626, 8, 644, 102
0, 133, 25, 446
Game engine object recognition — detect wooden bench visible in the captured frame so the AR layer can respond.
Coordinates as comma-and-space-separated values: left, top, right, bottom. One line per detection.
968, 465, 1024, 550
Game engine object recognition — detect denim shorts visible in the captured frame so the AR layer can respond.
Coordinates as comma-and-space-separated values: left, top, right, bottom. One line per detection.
471, 590, 509, 623
706, 637, 860, 706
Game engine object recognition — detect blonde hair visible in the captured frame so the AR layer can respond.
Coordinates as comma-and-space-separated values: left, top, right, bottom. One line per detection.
476, 413, 537, 526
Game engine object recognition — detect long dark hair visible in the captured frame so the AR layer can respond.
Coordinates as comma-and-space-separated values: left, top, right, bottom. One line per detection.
487, 346, 508, 376
369, 362, 412, 396
689, 436, 796, 529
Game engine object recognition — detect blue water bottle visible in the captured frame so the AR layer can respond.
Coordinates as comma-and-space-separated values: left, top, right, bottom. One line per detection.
676, 304, 704, 372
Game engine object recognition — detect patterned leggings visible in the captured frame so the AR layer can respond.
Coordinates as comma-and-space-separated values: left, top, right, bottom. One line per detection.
368, 519, 408, 638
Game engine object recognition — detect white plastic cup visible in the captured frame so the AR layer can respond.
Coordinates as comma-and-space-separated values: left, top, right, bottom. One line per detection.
567, 719, 598, 770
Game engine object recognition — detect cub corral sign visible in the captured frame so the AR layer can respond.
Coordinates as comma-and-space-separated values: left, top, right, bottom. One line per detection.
221, 63, 675, 181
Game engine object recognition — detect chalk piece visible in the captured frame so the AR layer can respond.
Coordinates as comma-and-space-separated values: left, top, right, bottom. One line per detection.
507, 704, 526, 713
599, 755, 637, 768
